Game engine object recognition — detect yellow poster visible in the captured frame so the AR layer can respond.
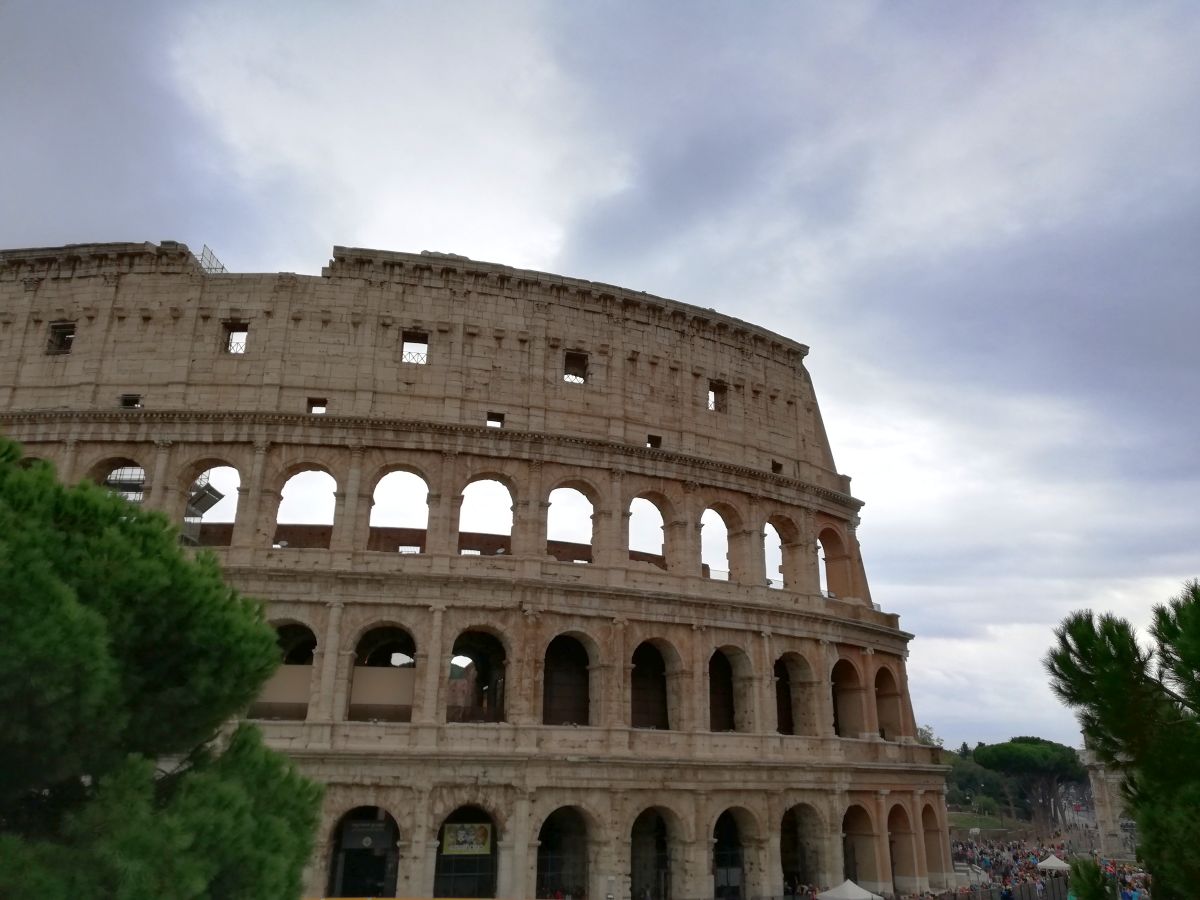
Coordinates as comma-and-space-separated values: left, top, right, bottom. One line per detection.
442, 822, 491, 855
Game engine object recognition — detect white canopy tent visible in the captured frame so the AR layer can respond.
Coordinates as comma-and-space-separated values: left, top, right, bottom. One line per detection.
1037, 854, 1072, 872
816, 880, 885, 900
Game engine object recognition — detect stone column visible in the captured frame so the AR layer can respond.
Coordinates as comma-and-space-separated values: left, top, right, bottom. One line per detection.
232, 440, 270, 548
58, 437, 80, 482
592, 470, 626, 567
862, 649, 880, 740
764, 821, 784, 898
310, 601, 345, 723
511, 459, 547, 558
502, 795, 532, 898
330, 444, 364, 552
425, 451, 459, 557
872, 791, 893, 897
666, 485, 701, 577
818, 640, 838, 737
146, 438, 175, 514
731, 521, 765, 586
417, 606, 446, 724
756, 631, 774, 734
691, 625, 709, 734
911, 791, 931, 893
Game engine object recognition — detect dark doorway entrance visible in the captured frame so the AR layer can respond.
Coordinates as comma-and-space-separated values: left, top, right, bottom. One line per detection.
327, 807, 399, 898
434, 805, 498, 898
536, 806, 589, 898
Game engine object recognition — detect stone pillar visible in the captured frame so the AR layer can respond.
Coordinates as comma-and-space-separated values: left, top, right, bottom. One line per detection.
146, 438, 176, 515
310, 601, 345, 723
745, 836, 770, 900
872, 791, 893, 897
425, 451, 459, 557
666, 486, 701, 576
827, 794, 846, 888
862, 649, 880, 740
678, 833, 710, 900
232, 440, 270, 548
731, 523, 765, 586
756, 631, 775, 734
330, 444, 364, 552
592, 470, 626, 568
417, 606, 446, 724
818, 640, 838, 737
691, 625, 709, 733
602, 617, 627, 730
502, 796, 532, 898
798, 509, 820, 594
764, 819, 784, 898
511, 460, 547, 558
59, 437, 80, 482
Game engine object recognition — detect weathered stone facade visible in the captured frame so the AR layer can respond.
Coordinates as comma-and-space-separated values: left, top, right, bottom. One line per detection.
0, 241, 952, 899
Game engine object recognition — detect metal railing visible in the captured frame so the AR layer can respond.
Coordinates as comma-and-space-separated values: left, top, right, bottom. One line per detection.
401, 350, 428, 364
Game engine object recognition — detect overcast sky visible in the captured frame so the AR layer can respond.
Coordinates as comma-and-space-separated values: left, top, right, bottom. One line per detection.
4, 0, 1198, 749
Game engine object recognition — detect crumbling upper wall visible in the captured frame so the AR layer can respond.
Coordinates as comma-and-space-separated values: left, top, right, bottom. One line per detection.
0, 241, 849, 495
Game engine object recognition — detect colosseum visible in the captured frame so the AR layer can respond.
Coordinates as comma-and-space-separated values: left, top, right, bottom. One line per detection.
0, 241, 952, 899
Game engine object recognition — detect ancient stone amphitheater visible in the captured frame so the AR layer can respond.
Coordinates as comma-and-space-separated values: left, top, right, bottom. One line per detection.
0, 241, 951, 899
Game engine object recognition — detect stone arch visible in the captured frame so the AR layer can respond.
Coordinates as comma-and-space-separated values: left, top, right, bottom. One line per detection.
780, 803, 825, 892
248, 622, 317, 720
326, 806, 400, 898
274, 463, 338, 549
711, 806, 759, 900
458, 474, 516, 556
874, 665, 905, 741
542, 633, 593, 726
700, 502, 742, 581
887, 802, 919, 895
766, 513, 803, 589
448, 628, 508, 723
921, 803, 948, 889
86, 455, 147, 505
708, 644, 755, 733
367, 466, 430, 553
546, 478, 597, 563
816, 525, 852, 599
177, 457, 241, 547
348, 625, 417, 722
831, 658, 866, 738
433, 804, 500, 898
535, 805, 591, 899
841, 804, 880, 891
628, 491, 670, 569
774, 651, 820, 737
629, 805, 686, 900
630, 638, 683, 731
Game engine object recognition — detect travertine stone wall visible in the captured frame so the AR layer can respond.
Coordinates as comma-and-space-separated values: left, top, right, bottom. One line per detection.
0, 242, 952, 899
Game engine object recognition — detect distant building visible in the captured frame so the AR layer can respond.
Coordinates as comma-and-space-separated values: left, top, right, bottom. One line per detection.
1082, 750, 1137, 860
0, 241, 953, 899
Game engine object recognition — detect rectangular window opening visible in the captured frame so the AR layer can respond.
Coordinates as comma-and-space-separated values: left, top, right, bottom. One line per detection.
563, 350, 588, 384
401, 330, 429, 364
771, 460, 783, 474
46, 321, 76, 355
486, 412, 505, 428
119, 393, 143, 409
708, 380, 728, 412
307, 397, 328, 414
222, 321, 249, 354
646, 434, 662, 449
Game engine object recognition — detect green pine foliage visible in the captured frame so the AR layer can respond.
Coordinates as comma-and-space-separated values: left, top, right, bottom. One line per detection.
972, 736, 1085, 831
0, 439, 322, 899
1046, 581, 1200, 900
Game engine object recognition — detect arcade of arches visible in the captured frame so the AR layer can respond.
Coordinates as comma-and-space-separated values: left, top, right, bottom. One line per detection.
79, 453, 872, 602
319, 796, 953, 899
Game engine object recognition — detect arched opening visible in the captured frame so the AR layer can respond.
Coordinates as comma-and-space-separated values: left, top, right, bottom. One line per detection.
536, 806, 589, 899
817, 528, 851, 598
368, 469, 429, 553
349, 626, 416, 722
628, 495, 667, 569
710, 646, 754, 733
459, 479, 513, 556
831, 660, 866, 738
546, 486, 594, 563
887, 805, 918, 895
775, 653, 819, 736
248, 624, 316, 720
700, 507, 731, 580
434, 805, 498, 898
921, 804, 946, 889
92, 458, 146, 505
542, 635, 590, 726
781, 804, 823, 893
764, 523, 784, 588
874, 667, 904, 741
713, 810, 745, 900
630, 808, 673, 900
447, 631, 506, 723
631, 641, 670, 730
327, 806, 399, 898
841, 805, 879, 890
274, 468, 337, 549
182, 464, 240, 546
